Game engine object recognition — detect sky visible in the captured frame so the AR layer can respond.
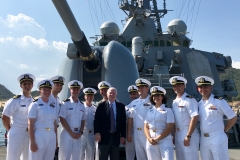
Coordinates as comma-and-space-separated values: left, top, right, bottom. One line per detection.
0, 0, 240, 94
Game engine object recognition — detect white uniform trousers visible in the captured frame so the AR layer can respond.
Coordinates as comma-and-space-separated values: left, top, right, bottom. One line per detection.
59, 129, 81, 160
146, 139, 174, 160
125, 132, 135, 160
146, 129, 174, 160
80, 130, 95, 160
175, 128, 199, 160
200, 131, 229, 160
6, 127, 29, 160
29, 129, 56, 160
133, 128, 147, 160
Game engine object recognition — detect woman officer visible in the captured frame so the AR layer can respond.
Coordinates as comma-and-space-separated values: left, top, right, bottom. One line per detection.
144, 86, 175, 160
28, 79, 57, 160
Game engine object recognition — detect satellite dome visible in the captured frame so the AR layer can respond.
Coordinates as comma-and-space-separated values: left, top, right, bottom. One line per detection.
167, 19, 187, 35
100, 21, 120, 36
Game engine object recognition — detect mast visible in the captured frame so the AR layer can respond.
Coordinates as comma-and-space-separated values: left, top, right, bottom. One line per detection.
118, 0, 171, 33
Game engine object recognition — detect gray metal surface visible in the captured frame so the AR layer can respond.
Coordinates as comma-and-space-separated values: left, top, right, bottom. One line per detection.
52, 0, 239, 147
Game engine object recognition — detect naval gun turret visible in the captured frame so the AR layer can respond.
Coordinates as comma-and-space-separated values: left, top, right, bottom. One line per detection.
52, 0, 139, 103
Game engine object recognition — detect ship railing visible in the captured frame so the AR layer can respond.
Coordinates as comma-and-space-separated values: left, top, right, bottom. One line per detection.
143, 73, 184, 89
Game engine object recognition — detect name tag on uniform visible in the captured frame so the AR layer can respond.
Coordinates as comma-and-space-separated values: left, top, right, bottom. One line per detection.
21, 105, 26, 107
143, 103, 150, 106
50, 103, 55, 108
209, 106, 217, 110
68, 108, 73, 110
178, 106, 184, 108
80, 110, 84, 112
38, 104, 43, 106
132, 105, 136, 108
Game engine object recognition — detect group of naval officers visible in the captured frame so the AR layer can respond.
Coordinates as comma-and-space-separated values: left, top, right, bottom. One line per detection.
2, 73, 237, 160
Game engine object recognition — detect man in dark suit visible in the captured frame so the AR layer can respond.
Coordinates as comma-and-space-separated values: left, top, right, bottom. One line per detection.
94, 87, 126, 160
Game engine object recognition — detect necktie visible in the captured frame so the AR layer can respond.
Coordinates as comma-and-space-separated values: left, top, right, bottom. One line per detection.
109, 103, 115, 132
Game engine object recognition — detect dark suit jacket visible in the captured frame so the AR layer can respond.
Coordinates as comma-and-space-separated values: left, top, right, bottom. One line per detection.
94, 100, 126, 146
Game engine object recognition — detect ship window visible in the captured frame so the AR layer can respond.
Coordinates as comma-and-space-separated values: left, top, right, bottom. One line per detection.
121, 41, 126, 47
160, 40, 165, 46
145, 41, 153, 46
127, 41, 132, 47
183, 40, 189, 47
154, 40, 159, 46
167, 40, 171, 46
99, 42, 109, 46
172, 40, 181, 46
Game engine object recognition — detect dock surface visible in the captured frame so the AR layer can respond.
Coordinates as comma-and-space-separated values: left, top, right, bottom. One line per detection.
0, 146, 239, 160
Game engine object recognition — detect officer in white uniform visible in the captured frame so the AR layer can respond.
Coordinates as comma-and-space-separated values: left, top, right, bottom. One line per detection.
50, 75, 65, 124
169, 76, 199, 160
28, 79, 57, 160
144, 86, 175, 160
195, 76, 237, 160
127, 78, 152, 160
2, 73, 35, 160
80, 88, 97, 160
97, 81, 111, 103
58, 80, 86, 160
125, 85, 138, 160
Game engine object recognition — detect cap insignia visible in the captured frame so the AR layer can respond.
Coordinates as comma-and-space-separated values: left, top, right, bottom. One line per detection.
24, 74, 29, 79
153, 87, 158, 92
137, 79, 142, 83
172, 78, 177, 83
199, 78, 205, 83
46, 81, 50, 86
74, 81, 78, 86
58, 77, 63, 82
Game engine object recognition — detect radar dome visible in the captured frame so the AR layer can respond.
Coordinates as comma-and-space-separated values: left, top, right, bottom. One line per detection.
100, 21, 120, 36
167, 19, 187, 35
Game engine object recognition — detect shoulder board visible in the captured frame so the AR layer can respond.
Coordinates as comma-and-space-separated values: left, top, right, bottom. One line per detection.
32, 97, 35, 101
64, 99, 70, 102
33, 98, 38, 102
13, 95, 21, 99
93, 104, 97, 107
214, 96, 223, 100
186, 95, 193, 99
80, 101, 83, 104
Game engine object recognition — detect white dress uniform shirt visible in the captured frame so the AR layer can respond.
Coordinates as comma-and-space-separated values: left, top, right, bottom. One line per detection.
172, 92, 198, 129
28, 98, 57, 129
198, 94, 235, 133
172, 92, 199, 160
198, 94, 236, 160
59, 97, 86, 129
144, 104, 174, 160
58, 97, 86, 160
3, 94, 34, 160
28, 97, 57, 160
80, 102, 96, 160
129, 95, 152, 160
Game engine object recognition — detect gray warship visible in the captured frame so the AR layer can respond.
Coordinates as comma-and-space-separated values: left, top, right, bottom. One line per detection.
51, 0, 240, 149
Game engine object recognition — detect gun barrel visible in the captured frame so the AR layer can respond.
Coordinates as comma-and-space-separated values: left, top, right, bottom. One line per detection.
52, 0, 100, 71
52, 0, 83, 41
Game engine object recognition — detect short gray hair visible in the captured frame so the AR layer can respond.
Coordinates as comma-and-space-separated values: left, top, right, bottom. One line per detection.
107, 87, 117, 95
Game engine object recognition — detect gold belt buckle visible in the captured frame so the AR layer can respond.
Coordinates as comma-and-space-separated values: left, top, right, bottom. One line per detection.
137, 128, 142, 131
89, 130, 92, 133
176, 128, 180, 131
46, 128, 50, 131
152, 129, 156, 132
204, 133, 210, 137
74, 128, 79, 131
